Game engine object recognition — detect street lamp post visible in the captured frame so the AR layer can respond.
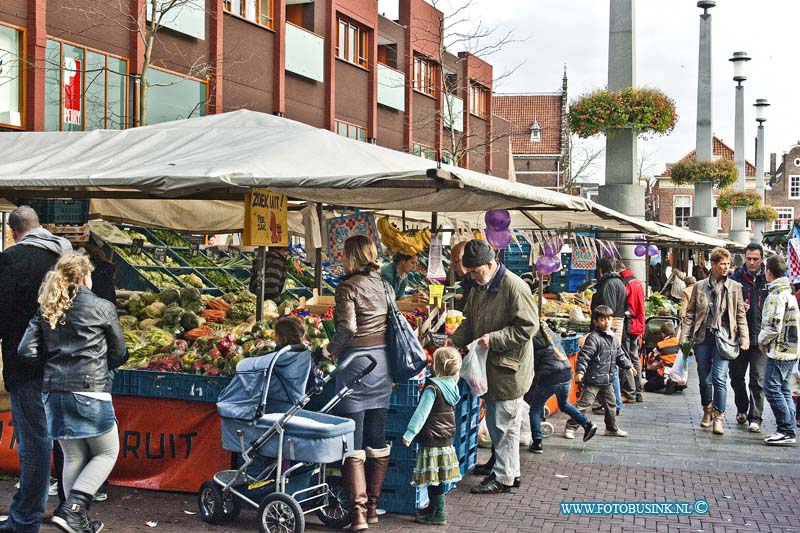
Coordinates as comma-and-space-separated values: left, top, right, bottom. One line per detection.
752, 98, 770, 244
727, 51, 751, 246
689, 0, 717, 236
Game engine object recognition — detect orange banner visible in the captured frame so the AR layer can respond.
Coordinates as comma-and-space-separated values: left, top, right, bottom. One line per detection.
0, 396, 231, 493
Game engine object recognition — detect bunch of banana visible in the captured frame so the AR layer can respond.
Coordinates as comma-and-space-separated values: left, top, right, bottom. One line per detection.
377, 217, 431, 255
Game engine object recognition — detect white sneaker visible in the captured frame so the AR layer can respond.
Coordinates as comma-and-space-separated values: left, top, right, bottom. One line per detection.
748, 422, 761, 433
764, 432, 785, 443
764, 433, 796, 446
604, 429, 629, 438
48, 482, 58, 497
563, 428, 575, 439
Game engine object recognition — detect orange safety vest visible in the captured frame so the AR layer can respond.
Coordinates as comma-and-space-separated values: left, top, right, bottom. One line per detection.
655, 336, 680, 376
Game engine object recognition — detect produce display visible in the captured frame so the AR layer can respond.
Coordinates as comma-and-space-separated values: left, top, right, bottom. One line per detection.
175, 249, 215, 267
646, 292, 678, 317
150, 229, 191, 248
179, 273, 207, 288
377, 216, 432, 255
202, 270, 243, 291
141, 270, 182, 289
113, 246, 158, 267
118, 288, 280, 376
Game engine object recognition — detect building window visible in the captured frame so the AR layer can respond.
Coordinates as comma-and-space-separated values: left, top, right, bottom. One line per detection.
674, 195, 692, 227
336, 18, 368, 69
146, 67, 207, 125
0, 24, 23, 128
773, 207, 794, 231
44, 38, 129, 131
335, 120, 367, 142
224, 0, 274, 29
529, 120, 541, 142
412, 143, 435, 160
794, 158, 800, 167
713, 205, 722, 231
469, 82, 488, 117
790, 175, 800, 199
413, 55, 435, 96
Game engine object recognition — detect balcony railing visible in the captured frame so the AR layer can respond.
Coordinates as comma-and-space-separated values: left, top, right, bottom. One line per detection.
377, 63, 405, 112
285, 22, 324, 82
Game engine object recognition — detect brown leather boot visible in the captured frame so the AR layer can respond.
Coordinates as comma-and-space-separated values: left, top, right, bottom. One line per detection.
365, 446, 391, 524
712, 410, 725, 435
342, 451, 368, 531
700, 404, 713, 428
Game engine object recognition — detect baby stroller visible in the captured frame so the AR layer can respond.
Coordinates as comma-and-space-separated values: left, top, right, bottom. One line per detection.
641, 315, 688, 390
198, 345, 376, 533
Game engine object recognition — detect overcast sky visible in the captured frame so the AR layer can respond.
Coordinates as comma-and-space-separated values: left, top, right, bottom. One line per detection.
384, 0, 800, 181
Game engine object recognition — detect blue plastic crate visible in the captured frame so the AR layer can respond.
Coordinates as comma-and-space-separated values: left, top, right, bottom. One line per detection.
561, 334, 581, 355
385, 431, 420, 460
384, 457, 417, 487
385, 406, 416, 434
26, 199, 89, 225
458, 444, 478, 477
379, 483, 427, 515
389, 375, 427, 407
113, 254, 158, 292
111, 369, 231, 403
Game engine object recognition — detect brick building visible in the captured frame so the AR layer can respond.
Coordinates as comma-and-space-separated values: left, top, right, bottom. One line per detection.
769, 143, 800, 229
492, 73, 569, 189
650, 136, 792, 237
0, 0, 508, 177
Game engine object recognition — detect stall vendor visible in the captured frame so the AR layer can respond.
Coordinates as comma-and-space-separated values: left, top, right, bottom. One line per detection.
381, 252, 418, 300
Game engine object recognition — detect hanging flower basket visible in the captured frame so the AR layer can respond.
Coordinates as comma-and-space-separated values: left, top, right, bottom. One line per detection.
746, 205, 779, 222
669, 158, 738, 189
716, 190, 761, 211
567, 87, 677, 138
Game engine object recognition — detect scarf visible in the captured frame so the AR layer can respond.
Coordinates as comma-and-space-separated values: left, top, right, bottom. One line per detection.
707, 276, 727, 332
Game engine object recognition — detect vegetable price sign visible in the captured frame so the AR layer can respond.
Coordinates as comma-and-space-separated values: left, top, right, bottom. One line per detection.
243, 189, 288, 247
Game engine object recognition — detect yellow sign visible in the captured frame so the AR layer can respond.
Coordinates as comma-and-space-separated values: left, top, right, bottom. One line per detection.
428, 284, 444, 307
243, 189, 288, 247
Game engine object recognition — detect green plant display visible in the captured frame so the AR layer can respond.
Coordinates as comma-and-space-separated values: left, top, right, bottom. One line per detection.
669, 158, 738, 189
746, 205, 779, 222
716, 190, 762, 211
567, 87, 677, 138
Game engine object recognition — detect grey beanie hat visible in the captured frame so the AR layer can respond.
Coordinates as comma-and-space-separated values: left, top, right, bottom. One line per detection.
462, 239, 495, 268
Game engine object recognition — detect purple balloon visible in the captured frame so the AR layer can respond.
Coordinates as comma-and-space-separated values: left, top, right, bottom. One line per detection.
485, 227, 512, 249
485, 210, 511, 232
634, 244, 647, 257
647, 244, 659, 257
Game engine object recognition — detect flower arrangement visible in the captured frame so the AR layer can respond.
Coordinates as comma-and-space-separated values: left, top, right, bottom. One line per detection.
567, 87, 677, 138
715, 190, 762, 211
746, 205, 779, 222
669, 158, 738, 189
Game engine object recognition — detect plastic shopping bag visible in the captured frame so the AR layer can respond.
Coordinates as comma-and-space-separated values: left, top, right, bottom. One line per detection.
666, 349, 689, 386
460, 340, 489, 396
519, 401, 532, 446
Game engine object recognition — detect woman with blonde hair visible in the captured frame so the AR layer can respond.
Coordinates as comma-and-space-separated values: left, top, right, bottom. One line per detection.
323, 235, 392, 530
17, 253, 127, 533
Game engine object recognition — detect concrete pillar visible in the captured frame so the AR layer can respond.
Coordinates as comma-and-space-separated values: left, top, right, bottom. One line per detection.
728, 82, 749, 245
751, 120, 766, 244
597, 0, 646, 283
689, 1, 717, 235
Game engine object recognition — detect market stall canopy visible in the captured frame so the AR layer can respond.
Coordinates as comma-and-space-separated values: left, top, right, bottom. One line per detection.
0, 110, 590, 214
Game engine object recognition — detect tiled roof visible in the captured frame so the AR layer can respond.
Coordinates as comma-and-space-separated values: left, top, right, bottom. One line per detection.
662, 136, 756, 176
492, 94, 563, 155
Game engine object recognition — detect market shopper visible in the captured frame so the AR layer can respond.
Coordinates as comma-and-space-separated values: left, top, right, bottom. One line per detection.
324, 235, 392, 530
680, 276, 697, 321
615, 260, 645, 403
445, 239, 538, 495
758, 255, 800, 446
403, 347, 463, 525
0, 206, 72, 533
449, 240, 477, 313
728, 243, 769, 433
589, 257, 626, 415
249, 247, 287, 305
681, 247, 749, 436
525, 320, 597, 454
380, 251, 417, 301
17, 253, 128, 533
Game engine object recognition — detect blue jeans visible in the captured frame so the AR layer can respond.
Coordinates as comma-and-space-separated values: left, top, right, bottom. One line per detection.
7, 380, 52, 533
612, 368, 623, 411
693, 332, 730, 412
528, 380, 591, 441
763, 358, 797, 437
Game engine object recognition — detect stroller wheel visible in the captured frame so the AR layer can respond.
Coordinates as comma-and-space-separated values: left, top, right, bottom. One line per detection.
198, 480, 241, 525
316, 476, 351, 529
541, 421, 555, 439
258, 492, 304, 533
543, 405, 551, 419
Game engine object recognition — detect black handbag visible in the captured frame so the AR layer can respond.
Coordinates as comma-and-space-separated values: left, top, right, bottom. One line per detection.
714, 328, 740, 361
382, 281, 428, 382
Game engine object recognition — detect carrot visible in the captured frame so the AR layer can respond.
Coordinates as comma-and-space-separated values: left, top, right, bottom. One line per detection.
207, 299, 230, 312
201, 310, 227, 323
185, 326, 214, 341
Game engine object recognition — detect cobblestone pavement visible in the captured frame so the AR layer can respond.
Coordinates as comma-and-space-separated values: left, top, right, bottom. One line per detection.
2, 365, 798, 531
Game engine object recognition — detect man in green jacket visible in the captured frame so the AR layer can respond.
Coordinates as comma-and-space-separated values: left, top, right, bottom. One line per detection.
446, 239, 538, 494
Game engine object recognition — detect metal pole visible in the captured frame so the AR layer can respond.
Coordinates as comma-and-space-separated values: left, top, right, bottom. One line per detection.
314, 203, 323, 292
1, 212, 6, 251
255, 246, 266, 321
431, 212, 439, 234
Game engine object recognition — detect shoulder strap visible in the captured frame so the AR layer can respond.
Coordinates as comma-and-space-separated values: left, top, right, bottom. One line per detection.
382, 280, 397, 312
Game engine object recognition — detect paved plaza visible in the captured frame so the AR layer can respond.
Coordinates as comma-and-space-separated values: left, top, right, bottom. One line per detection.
1, 365, 798, 531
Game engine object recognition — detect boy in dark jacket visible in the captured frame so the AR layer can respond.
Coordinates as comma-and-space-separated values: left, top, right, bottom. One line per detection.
524, 321, 597, 453
567, 305, 635, 437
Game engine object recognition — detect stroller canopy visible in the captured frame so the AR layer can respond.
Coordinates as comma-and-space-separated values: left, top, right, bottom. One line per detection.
217, 345, 313, 421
